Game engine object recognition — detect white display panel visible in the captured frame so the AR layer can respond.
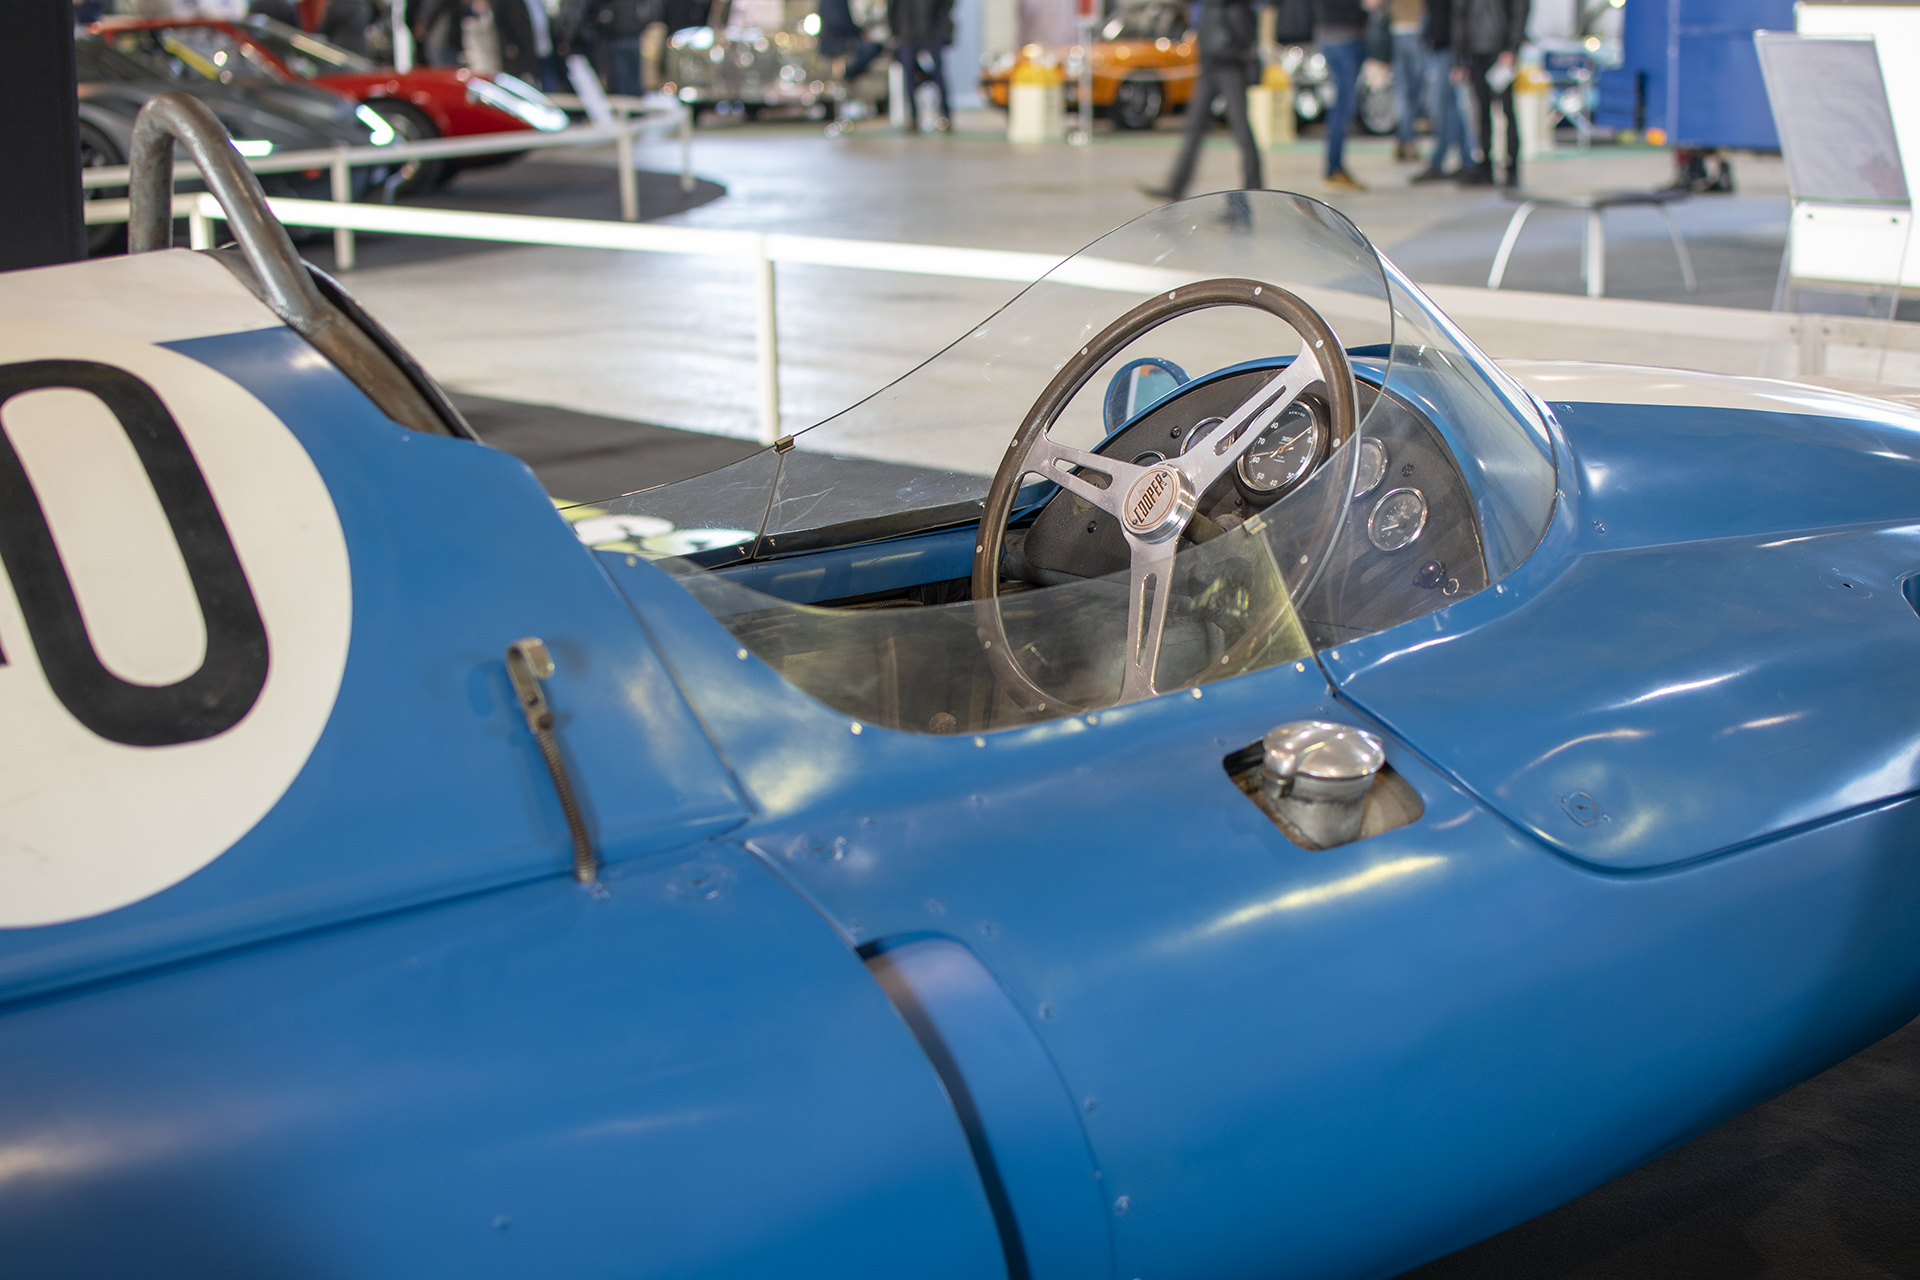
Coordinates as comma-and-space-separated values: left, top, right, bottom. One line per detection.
1792, 3, 1920, 287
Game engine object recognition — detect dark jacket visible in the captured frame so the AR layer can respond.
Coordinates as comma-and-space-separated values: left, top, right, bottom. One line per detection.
887, 0, 953, 46
1458, 0, 1526, 55
1422, 0, 1451, 51
593, 0, 661, 39
1314, 0, 1368, 30
491, 0, 539, 77
1199, 0, 1259, 65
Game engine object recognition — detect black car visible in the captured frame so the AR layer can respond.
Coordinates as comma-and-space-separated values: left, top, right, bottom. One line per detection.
76, 34, 388, 254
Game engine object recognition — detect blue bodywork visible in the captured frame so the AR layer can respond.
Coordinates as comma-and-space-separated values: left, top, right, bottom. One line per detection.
5, 279, 1920, 1280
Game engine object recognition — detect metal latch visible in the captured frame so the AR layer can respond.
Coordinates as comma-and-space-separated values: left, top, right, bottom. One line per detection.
505, 638, 598, 885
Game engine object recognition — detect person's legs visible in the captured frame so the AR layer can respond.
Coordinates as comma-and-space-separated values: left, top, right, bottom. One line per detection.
1321, 38, 1363, 178
927, 44, 951, 122
611, 37, 642, 96
845, 40, 882, 80
1461, 52, 1495, 181
1159, 59, 1221, 196
897, 43, 923, 128
1498, 78, 1519, 184
1421, 48, 1456, 170
1219, 61, 1261, 188
1392, 31, 1424, 152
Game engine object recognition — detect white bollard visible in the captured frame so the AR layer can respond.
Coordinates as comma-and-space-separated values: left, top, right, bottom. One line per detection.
330, 147, 355, 270
1008, 76, 1066, 144
1248, 76, 1295, 150
753, 238, 780, 445
1515, 67, 1552, 159
616, 123, 638, 221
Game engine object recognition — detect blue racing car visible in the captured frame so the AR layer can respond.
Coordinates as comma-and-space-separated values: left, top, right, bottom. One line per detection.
3, 93, 1920, 1279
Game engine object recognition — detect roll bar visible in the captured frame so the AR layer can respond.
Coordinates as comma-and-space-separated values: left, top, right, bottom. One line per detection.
128, 93, 464, 438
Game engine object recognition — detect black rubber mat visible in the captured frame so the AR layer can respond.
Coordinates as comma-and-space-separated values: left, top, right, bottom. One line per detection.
1401, 1017, 1920, 1277
451, 391, 758, 502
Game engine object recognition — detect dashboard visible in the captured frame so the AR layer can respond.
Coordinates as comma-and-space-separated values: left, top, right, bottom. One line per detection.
1014, 361, 1489, 648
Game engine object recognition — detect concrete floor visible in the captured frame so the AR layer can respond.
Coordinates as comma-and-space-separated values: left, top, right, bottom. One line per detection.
327, 113, 1802, 453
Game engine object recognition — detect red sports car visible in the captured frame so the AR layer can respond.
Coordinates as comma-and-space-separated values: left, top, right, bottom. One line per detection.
93, 15, 567, 195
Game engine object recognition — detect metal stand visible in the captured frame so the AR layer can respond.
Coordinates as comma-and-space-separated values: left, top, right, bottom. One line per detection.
1487, 190, 1696, 299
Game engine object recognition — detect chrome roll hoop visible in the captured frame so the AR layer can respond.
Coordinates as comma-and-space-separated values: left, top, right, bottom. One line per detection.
127, 92, 465, 438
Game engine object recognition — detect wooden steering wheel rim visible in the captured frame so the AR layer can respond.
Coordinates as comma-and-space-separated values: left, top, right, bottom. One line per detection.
969, 278, 1358, 714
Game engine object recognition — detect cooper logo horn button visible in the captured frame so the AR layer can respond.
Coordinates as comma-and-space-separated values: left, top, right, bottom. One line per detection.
1122, 464, 1196, 543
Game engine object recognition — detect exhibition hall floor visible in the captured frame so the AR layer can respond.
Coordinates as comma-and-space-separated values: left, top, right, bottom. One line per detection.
311, 119, 1920, 1275
321, 113, 1799, 455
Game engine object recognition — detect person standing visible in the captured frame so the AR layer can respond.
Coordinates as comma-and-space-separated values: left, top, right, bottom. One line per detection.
888, 0, 955, 130
315, 0, 371, 53
594, 0, 655, 96
1142, 0, 1262, 200
493, 0, 562, 88
1388, 0, 1424, 162
410, 0, 465, 65
1315, 0, 1382, 193
1457, 0, 1527, 186
820, 0, 884, 84
1409, 0, 1470, 180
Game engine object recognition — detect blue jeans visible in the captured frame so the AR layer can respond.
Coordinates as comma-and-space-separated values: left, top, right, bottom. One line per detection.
610, 37, 643, 97
1424, 48, 1471, 170
1391, 31, 1424, 144
1321, 38, 1364, 177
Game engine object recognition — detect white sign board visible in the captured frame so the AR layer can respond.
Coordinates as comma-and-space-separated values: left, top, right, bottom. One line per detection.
1789, 4, 1920, 287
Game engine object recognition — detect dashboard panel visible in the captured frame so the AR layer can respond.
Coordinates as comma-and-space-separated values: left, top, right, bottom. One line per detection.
1017, 361, 1488, 647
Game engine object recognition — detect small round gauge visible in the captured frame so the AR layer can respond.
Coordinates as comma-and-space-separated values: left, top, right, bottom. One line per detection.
1352, 437, 1387, 499
1236, 397, 1328, 495
1181, 417, 1226, 454
1367, 487, 1428, 552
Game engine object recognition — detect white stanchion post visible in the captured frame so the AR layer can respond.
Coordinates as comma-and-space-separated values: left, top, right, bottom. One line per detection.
392, 0, 414, 72
188, 205, 211, 250
753, 237, 780, 445
330, 147, 355, 270
1070, 4, 1095, 146
680, 105, 694, 193
617, 122, 638, 222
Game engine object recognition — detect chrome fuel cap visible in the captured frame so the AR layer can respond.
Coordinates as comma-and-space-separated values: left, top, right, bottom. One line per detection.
1262, 721, 1386, 790
1259, 721, 1387, 851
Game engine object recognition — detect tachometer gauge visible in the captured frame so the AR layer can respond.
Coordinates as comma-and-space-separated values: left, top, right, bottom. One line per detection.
1367, 487, 1428, 552
1236, 397, 1328, 495
1353, 437, 1387, 498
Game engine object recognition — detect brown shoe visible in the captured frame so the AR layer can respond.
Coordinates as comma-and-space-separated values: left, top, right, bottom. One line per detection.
1321, 169, 1367, 193
1395, 141, 1420, 162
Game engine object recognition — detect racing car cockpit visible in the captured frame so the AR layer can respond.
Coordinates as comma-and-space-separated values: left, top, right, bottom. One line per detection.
589, 192, 1558, 735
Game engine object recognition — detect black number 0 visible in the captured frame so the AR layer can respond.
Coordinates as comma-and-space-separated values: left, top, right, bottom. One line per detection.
0, 360, 269, 746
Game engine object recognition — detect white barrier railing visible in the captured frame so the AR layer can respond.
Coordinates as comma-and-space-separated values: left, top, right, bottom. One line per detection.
82, 112, 691, 268
184, 193, 1069, 444
547, 92, 695, 194
175, 192, 1920, 446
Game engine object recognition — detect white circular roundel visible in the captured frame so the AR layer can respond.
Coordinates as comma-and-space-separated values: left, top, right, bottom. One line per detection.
0, 319, 351, 928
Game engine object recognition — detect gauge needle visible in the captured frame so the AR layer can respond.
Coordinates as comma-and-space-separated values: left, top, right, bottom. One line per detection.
1248, 425, 1314, 464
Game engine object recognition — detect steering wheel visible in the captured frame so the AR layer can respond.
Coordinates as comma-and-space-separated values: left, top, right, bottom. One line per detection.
970, 278, 1357, 713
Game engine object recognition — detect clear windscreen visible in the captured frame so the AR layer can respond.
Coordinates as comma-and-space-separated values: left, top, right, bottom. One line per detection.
578, 192, 1556, 733
595, 192, 1398, 558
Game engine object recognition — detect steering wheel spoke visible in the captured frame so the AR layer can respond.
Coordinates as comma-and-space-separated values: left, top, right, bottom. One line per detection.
1022, 435, 1150, 519
1119, 538, 1180, 701
1176, 345, 1326, 495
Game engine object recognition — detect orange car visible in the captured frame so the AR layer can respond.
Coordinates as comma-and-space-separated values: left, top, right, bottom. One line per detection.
980, 1, 1196, 131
